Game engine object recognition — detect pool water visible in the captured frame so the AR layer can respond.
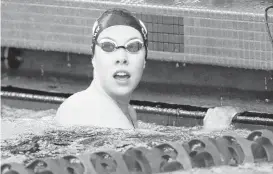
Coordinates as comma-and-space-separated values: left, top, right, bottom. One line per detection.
1, 104, 273, 174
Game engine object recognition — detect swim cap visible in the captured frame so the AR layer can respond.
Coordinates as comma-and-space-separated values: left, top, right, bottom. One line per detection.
91, 8, 148, 59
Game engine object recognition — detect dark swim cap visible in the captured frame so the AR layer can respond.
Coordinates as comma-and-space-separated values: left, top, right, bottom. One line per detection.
91, 8, 148, 59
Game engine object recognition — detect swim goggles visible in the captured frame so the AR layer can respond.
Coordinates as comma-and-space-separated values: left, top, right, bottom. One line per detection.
95, 39, 144, 53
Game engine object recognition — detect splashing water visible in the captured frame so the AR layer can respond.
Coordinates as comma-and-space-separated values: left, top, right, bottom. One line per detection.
1, 105, 273, 173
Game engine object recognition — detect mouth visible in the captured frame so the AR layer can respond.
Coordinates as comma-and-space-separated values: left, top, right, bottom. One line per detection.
113, 70, 131, 80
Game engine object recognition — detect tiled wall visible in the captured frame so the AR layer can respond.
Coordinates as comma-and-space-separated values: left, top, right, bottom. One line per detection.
135, 14, 185, 52
1, 0, 273, 70
182, 14, 273, 69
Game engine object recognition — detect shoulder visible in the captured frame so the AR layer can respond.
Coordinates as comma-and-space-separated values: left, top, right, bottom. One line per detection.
57, 90, 86, 111
55, 90, 91, 125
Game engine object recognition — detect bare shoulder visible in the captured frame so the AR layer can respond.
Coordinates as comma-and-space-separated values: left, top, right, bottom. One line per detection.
58, 91, 85, 111
55, 90, 88, 124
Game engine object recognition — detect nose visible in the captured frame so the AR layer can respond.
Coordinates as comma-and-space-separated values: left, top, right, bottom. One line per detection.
115, 49, 129, 65
116, 58, 128, 65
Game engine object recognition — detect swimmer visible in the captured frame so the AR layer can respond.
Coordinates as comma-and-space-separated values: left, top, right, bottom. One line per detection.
56, 8, 243, 130
56, 8, 148, 129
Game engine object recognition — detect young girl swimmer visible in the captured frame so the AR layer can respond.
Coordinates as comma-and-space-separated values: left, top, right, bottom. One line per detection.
56, 8, 148, 129
56, 8, 242, 130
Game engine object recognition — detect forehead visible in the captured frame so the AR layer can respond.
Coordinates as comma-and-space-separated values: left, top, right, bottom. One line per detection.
97, 25, 142, 42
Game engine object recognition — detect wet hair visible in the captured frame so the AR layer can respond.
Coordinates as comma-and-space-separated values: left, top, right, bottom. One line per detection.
91, 8, 148, 59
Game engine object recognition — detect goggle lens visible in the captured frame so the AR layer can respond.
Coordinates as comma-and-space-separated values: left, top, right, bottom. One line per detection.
100, 42, 116, 52
126, 41, 143, 53
97, 40, 144, 53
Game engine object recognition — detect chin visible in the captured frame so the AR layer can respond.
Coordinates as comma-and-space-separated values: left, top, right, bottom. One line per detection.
112, 86, 135, 96
114, 89, 133, 96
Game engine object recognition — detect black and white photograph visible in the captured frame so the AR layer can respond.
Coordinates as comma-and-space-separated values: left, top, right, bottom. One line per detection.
1, 0, 273, 173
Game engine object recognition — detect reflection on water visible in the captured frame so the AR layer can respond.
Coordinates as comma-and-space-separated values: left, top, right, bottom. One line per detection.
1, 105, 273, 173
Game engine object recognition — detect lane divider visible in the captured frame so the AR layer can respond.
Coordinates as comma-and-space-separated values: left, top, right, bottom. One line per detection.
2, 129, 273, 174
1, 86, 273, 126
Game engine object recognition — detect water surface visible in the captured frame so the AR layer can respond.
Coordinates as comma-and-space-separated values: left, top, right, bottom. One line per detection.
1, 105, 273, 174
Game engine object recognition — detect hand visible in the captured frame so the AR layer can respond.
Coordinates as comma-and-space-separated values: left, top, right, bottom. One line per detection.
203, 106, 245, 131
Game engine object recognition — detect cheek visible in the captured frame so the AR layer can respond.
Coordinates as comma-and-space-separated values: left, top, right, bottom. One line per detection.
93, 54, 115, 84
95, 51, 113, 73
130, 53, 145, 71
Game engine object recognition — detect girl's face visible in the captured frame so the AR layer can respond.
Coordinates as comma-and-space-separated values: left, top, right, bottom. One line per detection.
92, 25, 146, 97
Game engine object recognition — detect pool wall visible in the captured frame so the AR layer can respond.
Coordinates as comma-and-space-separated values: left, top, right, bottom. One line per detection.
1, 0, 273, 70
1, 0, 273, 117
1, 0, 273, 93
